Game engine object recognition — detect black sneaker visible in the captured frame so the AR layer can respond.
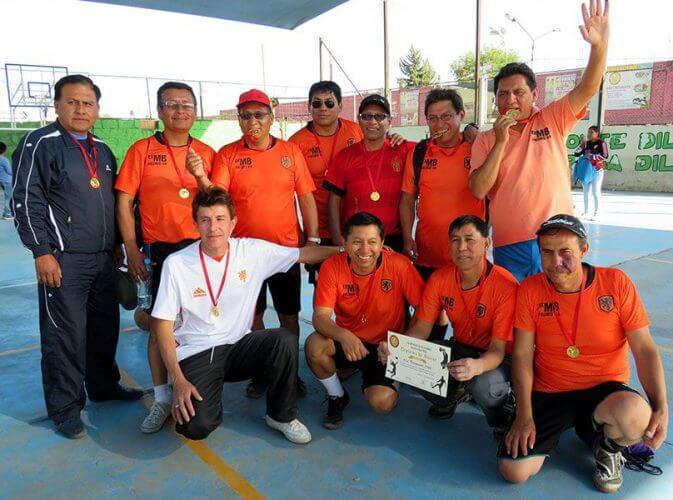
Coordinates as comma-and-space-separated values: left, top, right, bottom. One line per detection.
428, 386, 471, 420
245, 379, 268, 399
323, 390, 350, 430
88, 384, 144, 402
56, 416, 86, 439
296, 376, 307, 398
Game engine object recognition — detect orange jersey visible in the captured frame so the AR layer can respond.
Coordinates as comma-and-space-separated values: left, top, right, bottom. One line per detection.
314, 249, 424, 343
289, 119, 363, 239
115, 134, 215, 244
416, 263, 518, 350
402, 135, 486, 268
470, 96, 586, 247
211, 137, 315, 247
515, 265, 650, 393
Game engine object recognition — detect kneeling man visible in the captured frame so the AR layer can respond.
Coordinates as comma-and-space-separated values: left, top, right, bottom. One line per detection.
152, 187, 339, 442
306, 212, 424, 429
499, 214, 668, 493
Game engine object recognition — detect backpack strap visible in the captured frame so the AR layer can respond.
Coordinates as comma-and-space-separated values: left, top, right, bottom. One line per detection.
413, 139, 429, 190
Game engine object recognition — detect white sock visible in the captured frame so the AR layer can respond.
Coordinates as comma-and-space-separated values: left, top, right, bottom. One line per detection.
319, 373, 344, 397
154, 383, 172, 404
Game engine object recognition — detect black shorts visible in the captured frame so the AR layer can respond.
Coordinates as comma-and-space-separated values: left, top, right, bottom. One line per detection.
306, 238, 334, 286
333, 340, 396, 392
497, 381, 641, 458
384, 233, 404, 254
255, 263, 301, 316
145, 239, 196, 309
415, 264, 437, 282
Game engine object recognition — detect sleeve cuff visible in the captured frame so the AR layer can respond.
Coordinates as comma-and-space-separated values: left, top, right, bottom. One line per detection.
32, 244, 52, 258
323, 180, 345, 196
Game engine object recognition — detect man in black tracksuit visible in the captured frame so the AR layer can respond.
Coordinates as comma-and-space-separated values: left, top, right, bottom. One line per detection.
11, 75, 142, 439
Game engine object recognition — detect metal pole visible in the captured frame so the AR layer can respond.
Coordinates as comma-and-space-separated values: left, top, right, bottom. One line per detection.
261, 44, 267, 92
597, 76, 605, 131
145, 77, 152, 119
474, 0, 482, 124
198, 81, 204, 120
319, 37, 324, 80
531, 40, 535, 68
383, 0, 390, 100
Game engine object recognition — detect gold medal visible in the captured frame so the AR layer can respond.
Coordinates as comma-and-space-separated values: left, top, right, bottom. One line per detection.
566, 345, 580, 358
370, 191, 380, 202
211, 306, 220, 317
90, 177, 100, 189
179, 188, 190, 199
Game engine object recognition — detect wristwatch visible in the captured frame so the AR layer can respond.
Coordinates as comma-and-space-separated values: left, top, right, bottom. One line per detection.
307, 236, 321, 244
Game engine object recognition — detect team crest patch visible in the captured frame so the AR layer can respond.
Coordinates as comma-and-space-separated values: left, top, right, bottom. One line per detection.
193, 287, 207, 298
391, 158, 401, 172
476, 303, 486, 318
381, 279, 393, 292
238, 270, 247, 282
598, 295, 614, 312
281, 156, 292, 168
464, 157, 471, 169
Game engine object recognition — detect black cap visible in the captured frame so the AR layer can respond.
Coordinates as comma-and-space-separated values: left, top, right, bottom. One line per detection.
358, 94, 391, 115
536, 214, 588, 239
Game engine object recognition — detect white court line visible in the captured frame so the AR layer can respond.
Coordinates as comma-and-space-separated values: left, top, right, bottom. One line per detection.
643, 257, 673, 265
0, 281, 35, 290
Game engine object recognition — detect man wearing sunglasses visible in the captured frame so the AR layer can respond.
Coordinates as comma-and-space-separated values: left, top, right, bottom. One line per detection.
116, 81, 216, 433
325, 94, 414, 252
204, 89, 318, 398
289, 81, 363, 285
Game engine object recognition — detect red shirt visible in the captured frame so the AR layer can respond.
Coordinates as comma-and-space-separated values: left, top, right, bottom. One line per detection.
324, 139, 415, 236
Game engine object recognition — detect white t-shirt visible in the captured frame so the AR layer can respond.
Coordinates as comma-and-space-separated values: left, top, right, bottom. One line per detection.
152, 238, 300, 361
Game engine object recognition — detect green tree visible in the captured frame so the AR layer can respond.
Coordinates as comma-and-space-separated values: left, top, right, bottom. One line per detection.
398, 46, 438, 88
450, 47, 519, 82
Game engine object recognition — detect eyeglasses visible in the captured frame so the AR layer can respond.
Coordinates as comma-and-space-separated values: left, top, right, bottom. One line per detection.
426, 112, 457, 124
359, 112, 388, 123
238, 111, 272, 121
311, 99, 336, 109
161, 100, 196, 111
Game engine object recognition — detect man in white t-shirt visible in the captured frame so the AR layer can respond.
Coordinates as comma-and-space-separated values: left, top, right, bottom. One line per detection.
152, 187, 340, 442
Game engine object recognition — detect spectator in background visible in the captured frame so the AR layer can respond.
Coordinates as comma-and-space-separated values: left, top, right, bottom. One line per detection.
575, 125, 608, 220
0, 141, 13, 219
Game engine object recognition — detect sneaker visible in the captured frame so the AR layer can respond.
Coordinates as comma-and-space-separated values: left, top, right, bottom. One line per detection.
265, 415, 312, 444
322, 390, 350, 430
592, 439, 627, 493
245, 379, 268, 399
428, 385, 471, 420
56, 416, 86, 439
140, 401, 172, 434
296, 376, 307, 398
2, 215, 13, 220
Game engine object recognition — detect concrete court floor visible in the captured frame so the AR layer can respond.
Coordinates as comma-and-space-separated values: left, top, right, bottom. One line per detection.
0, 190, 672, 499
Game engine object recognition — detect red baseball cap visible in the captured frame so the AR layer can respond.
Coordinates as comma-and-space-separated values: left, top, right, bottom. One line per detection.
237, 89, 271, 108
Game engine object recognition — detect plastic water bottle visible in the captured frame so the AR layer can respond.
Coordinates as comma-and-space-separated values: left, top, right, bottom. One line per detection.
137, 258, 153, 309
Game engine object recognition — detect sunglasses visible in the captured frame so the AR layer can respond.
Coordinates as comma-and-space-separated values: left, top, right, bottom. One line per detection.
359, 112, 388, 123
311, 99, 336, 109
238, 111, 271, 121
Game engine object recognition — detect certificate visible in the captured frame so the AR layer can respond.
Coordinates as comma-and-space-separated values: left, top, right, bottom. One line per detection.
385, 331, 450, 397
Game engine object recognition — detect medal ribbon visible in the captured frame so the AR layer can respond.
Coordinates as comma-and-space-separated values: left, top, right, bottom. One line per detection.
545, 269, 587, 350
68, 133, 99, 181
163, 133, 192, 191
455, 259, 488, 336
349, 257, 381, 324
364, 141, 388, 196
199, 245, 230, 312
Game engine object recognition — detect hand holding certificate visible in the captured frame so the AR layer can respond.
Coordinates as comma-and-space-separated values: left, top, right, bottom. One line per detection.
385, 331, 450, 397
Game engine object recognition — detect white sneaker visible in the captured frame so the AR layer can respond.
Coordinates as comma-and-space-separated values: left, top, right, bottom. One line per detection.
140, 401, 171, 434
265, 415, 312, 444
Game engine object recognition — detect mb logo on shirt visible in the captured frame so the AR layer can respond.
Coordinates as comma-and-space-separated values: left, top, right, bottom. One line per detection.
538, 301, 560, 317
531, 127, 552, 142
342, 284, 359, 297
146, 154, 168, 166
235, 157, 253, 169
423, 158, 438, 169
441, 296, 455, 310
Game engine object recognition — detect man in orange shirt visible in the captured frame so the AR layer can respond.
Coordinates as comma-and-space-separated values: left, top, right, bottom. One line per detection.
289, 81, 363, 284
325, 94, 414, 252
400, 89, 485, 278
201, 89, 319, 397
469, 1, 610, 283
306, 212, 424, 429
116, 81, 215, 433
499, 214, 668, 493
388, 215, 517, 432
